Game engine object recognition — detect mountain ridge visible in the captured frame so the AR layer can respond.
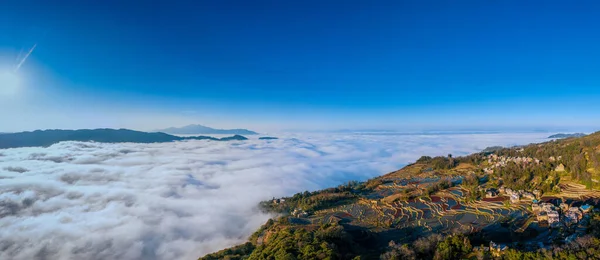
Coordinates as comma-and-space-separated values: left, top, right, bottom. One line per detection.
548, 133, 586, 139
156, 124, 258, 135
0, 128, 247, 149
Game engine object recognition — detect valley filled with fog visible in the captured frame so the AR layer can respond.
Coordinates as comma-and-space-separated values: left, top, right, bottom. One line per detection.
0, 132, 550, 260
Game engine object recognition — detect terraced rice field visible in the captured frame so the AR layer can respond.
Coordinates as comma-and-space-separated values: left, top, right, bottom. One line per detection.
311, 184, 532, 237
306, 178, 600, 246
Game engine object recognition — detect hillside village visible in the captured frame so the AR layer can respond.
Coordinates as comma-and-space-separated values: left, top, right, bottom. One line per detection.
477, 153, 595, 250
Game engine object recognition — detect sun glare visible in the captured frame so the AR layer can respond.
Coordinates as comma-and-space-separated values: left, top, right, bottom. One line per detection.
0, 71, 20, 96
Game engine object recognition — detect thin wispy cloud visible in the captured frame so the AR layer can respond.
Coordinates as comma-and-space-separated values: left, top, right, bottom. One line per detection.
0, 132, 549, 259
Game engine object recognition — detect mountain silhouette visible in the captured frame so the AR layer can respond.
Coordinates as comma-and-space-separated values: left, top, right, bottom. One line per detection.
0, 129, 247, 149
155, 124, 258, 135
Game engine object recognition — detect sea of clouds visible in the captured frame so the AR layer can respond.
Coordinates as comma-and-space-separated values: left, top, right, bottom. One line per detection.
0, 132, 550, 260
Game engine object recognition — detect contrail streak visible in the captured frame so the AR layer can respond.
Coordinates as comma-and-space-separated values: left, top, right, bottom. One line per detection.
16, 46, 25, 63
14, 43, 37, 72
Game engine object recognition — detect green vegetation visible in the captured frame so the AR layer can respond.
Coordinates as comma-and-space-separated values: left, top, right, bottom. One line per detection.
246, 223, 360, 260
494, 161, 561, 193
416, 155, 459, 170
201, 220, 370, 260
203, 218, 600, 260
260, 181, 364, 214
381, 234, 472, 260
201, 242, 255, 260
491, 236, 600, 260
425, 179, 453, 196
493, 134, 600, 189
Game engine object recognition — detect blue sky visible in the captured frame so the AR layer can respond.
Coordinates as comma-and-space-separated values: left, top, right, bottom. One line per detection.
1, 1, 599, 132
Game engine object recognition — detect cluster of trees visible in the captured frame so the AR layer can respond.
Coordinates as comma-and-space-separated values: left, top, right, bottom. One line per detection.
494, 161, 561, 193
461, 174, 485, 201
201, 242, 255, 260
494, 133, 600, 189
417, 153, 486, 171
201, 221, 366, 260
425, 179, 453, 196
381, 234, 472, 260
381, 230, 600, 260
203, 211, 600, 260
260, 182, 362, 214
485, 236, 600, 260
416, 155, 459, 170
456, 153, 486, 166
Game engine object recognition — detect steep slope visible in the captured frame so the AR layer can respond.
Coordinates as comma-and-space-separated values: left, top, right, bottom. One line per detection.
201, 131, 600, 260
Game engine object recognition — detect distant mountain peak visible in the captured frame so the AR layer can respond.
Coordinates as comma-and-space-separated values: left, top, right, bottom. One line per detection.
156, 124, 258, 135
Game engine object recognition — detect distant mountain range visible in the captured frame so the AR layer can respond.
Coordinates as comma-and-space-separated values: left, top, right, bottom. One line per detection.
0, 129, 247, 149
548, 133, 586, 139
155, 124, 258, 135
258, 136, 278, 140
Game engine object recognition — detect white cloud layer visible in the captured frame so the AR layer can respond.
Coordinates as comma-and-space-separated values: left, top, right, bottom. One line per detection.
0, 132, 550, 259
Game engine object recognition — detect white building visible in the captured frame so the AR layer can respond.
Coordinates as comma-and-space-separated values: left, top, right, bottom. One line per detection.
547, 210, 560, 226
510, 193, 520, 203
565, 207, 583, 225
